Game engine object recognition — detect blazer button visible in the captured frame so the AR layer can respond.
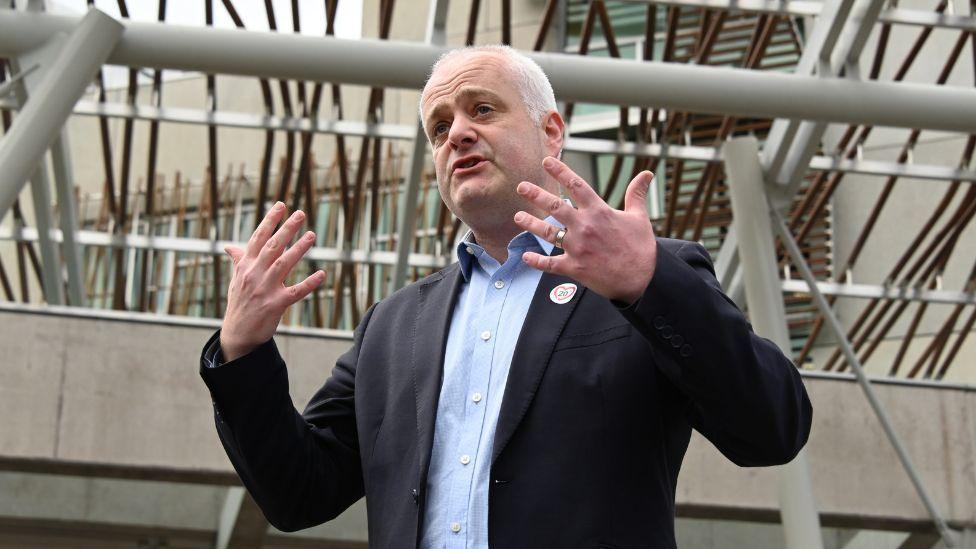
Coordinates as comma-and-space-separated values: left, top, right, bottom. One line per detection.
680, 344, 693, 357
671, 334, 684, 348
661, 325, 673, 339
411, 488, 419, 504
653, 316, 666, 329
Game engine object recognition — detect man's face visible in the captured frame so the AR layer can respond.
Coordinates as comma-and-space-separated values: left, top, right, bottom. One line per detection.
420, 52, 560, 233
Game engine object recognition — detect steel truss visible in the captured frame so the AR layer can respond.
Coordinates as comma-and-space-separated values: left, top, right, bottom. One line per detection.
0, 0, 973, 384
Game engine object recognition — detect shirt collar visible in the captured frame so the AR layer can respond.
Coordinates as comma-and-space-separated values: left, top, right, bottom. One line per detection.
455, 199, 570, 282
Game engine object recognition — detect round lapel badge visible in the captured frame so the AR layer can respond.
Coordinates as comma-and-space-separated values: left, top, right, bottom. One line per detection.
549, 283, 577, 305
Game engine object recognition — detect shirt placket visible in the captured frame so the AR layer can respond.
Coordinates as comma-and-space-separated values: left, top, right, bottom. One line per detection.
445, 262, 511, 549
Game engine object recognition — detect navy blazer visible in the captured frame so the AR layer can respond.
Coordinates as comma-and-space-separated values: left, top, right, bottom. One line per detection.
199, 236, 812, 548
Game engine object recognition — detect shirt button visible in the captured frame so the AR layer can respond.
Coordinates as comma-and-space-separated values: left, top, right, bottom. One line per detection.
494, 280, 505, 289
481, 330, 491, 341
466, 247, 475, 255
460, 454, 471, 465
472, 392, 483, 403
451, 522, 462, 533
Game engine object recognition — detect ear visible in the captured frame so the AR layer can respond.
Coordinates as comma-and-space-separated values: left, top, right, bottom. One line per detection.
541, 110, 565, 157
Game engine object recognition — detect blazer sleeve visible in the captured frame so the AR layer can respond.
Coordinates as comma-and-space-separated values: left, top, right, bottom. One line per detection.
198, 303, 377, 532
617, 239, 812, 467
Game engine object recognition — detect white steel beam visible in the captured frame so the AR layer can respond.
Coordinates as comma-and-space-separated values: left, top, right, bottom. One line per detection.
12, 226, 974, 305
215, 487, 267, 549
769, 0, 888, 193
773, 205, 959, 548
760, 0, 856, 184
0, 226, 451, 270
880, 8, 976, 32
49, 131, 84, 307
0, 7, 122, 220
721, 0, 886, 321
723, 136, 823, 549
0, 97, 417, 140
0, 63, 36, 99
8, 36, 67, 305
619, 0, 976, 31
391, 0, 447, 291
781, 279, 976, 305
10, 18, 86, 307
4, 96, 970, 183
0, 11, 975, 132
565, 137, 976, 182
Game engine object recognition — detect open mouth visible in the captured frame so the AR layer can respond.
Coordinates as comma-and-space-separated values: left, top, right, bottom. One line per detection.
453, 158, 488, 177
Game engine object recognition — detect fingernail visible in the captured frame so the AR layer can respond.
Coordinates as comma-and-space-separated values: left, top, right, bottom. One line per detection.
517, 182, 527, 194
543, 157, 555, 168
274, 201, 283, 210
514, 212, 524, 222
305, 231, 314, 240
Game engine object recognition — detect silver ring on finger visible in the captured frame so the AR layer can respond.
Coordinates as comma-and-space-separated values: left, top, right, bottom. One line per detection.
553, 228, 567, 249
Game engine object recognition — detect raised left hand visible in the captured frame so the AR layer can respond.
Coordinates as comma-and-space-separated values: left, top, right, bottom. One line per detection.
514, 156, 657, 306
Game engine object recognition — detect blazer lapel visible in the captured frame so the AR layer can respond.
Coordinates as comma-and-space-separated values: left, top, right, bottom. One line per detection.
411, 263, 464, 489
491, 262, 585, 465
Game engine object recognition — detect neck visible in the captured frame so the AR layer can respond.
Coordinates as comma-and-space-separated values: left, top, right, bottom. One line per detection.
470, 223, 521, 265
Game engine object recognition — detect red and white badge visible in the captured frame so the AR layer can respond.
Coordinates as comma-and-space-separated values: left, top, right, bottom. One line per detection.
549, 283, 578, 305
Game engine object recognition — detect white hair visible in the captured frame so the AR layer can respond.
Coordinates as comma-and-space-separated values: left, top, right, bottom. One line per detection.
419, 45, 558, 132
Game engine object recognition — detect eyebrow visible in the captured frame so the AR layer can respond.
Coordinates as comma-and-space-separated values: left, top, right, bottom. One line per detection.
424, 87, 505, 129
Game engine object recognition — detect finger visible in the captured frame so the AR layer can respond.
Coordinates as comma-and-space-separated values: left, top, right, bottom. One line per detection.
623, 170, 655, 214
513, 211, 562, 245
522, 250, 570, 275
282, 269, 326, 306
246, 201, 287, 259
224, 245, 245, 267
258, 209, 306, 268
542, 156, 602, 209
516, 180, 578, 226
267, 230, 316, 284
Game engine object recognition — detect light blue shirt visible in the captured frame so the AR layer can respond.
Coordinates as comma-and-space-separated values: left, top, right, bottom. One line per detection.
206, 207, 567, 548
419, 217, 560, 549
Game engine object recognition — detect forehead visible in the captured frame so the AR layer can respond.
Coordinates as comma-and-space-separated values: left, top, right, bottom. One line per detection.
421, 52, 518, 113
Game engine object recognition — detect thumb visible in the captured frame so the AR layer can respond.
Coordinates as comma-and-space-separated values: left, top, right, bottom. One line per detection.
623, 171, 654, 214
224, 245, 244, 266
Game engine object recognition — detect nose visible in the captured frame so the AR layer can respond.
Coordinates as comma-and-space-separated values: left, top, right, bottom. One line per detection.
447, 116, 477, 150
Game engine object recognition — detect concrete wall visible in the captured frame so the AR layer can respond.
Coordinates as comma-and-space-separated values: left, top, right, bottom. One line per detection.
1, 305, 973, 545
0, 304, 368, 546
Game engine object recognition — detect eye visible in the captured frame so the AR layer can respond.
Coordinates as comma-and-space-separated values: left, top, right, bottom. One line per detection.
475, 104, 493, 116
433, 122, 449, 137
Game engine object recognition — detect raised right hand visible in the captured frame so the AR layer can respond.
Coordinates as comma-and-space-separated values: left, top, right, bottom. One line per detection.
219, 201, 326, 362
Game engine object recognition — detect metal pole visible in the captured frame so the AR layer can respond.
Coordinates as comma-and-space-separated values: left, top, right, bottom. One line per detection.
26, 160, 63, 304
10, 21, 85, 307
0, 63, 36, 99
0, 7, 122, 220
8, 49, 63, 305
50, 130, 85, 306
723, 137, 824, 549
391, 0, 447, 291
771, 207, 959, 548
1, 11, 976, 131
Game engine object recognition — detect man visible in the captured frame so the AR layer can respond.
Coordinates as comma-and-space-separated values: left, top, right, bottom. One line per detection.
200, 45, 811, 548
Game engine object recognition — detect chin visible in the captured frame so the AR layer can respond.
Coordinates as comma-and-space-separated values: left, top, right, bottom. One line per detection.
452, 176, 493, 203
